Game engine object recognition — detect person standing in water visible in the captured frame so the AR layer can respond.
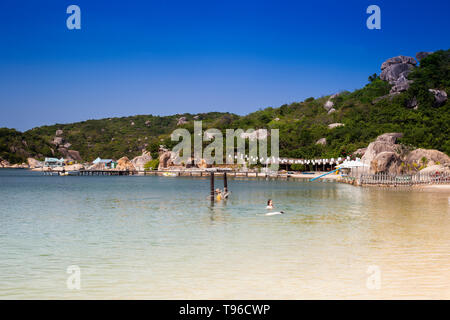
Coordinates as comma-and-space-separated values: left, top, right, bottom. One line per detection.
266, 199, 274, 209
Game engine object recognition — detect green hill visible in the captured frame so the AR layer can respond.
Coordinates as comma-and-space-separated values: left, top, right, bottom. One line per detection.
1, 49, 449, 164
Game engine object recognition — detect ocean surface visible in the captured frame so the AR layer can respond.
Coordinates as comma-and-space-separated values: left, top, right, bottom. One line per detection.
0, 169, 449, 299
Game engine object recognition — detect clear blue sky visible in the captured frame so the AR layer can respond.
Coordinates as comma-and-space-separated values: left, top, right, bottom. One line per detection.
0, 0, 449, 131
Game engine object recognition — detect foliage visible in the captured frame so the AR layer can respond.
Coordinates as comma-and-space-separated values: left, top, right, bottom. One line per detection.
144, 159, 159, 170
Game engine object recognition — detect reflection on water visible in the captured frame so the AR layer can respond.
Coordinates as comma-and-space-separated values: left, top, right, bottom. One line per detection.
0, 169, 449, 299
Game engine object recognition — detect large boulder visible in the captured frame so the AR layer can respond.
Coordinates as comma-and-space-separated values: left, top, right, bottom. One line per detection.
405, 148, 450, 167
328, 123, 345, 129
361, 133, 403, 165
0, 159, 11, 168
117, 157, 136, 171
52, 137, 64, 146
58, 148, 82, 161
419, 164, 450, 175
158, 151, 176, 170
55, 129, 64, 136
370, 151, 403, 174
177, 117, 188, 126
380, 55, 416, 93
428, 89, 448, 107
27, 158, 43, 169
131, 150, 152, 171
315, 138, 327, 145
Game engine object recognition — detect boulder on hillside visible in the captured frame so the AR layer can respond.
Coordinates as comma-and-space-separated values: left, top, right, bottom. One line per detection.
428, 89, 448, 107
315, 138, 327, 145
361, 133, 403, 165
328, 123, 345, 129
380, 55, 417, 93
131, 150, 152, 171
370, 151, 403, 175
55, 129, 64, 136
52, 137, 64, 146
27, 158, 43, 169
58, 148, 82, 161
117, 157, 136, 171
405, 148, 450, 167
177, 117, 188, 126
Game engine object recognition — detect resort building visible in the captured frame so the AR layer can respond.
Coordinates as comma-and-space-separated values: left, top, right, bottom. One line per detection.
92, 157, 117, 169
44, 157, 65, 168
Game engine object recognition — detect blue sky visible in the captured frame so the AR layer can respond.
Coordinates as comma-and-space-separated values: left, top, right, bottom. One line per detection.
0, 0, 449, 131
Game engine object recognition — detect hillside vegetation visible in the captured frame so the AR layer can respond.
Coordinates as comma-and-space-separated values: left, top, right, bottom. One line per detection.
1, 50, 449, 164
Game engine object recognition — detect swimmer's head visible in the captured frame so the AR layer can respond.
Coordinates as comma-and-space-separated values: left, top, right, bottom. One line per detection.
267, 199, 273, 206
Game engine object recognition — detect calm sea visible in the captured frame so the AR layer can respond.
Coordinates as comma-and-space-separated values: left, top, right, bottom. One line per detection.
0, 169, 449, 299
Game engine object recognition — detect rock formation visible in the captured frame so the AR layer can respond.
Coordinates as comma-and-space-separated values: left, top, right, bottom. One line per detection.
361, 133, 403, 165
177, 117, 188, 126
419, 164, 450, 174
116, 157, 136, 171
328, 123, 344, 129
131, 150, 152, 171
361, 133, 450, 174
27, 158, 43, 169
58, 148, 82, 161
428, 89, 448, 107
405, 148, 450, 167
158, 151, 176, 169
323, 93, 339, 112
370, 151, 402, 175
315, 138, 327, 145
380, 55, 417, 94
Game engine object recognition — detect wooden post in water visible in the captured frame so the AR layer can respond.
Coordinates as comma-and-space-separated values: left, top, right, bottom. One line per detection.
223, 172, 228, 194
210, 172, 215, 201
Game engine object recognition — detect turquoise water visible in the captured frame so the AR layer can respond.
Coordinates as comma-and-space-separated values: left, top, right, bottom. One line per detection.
0, 169, 449, 299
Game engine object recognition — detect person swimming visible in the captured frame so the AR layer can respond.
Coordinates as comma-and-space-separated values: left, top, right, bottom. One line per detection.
216, 189, 222, 201
266, 199, 274, 210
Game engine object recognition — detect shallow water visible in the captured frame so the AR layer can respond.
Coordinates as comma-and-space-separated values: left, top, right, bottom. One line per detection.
0, 169, 449, 299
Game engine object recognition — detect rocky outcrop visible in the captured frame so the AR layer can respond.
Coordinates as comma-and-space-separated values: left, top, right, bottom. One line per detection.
380, 55, 416, 94
405, 148, 450, 167
131, 150, 152, 171
55, 129, 64, 136
315, 138, 327, 145
419, 164, 450, 174
370, 151, 402, 175
323, 93, 339, 112
0, 159, 11, 168
428, 89, 448, 107
52, 137, 64, 146
328, 123, 344, 129
58, 148, 82, 161
177, 117, 188, 126
416, 51, 433, 62
158, 151, 176, 169
361, 133, 450, 174
116, 157, 136, 171
27, 158, 43, 169
361, 133, 403, 165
